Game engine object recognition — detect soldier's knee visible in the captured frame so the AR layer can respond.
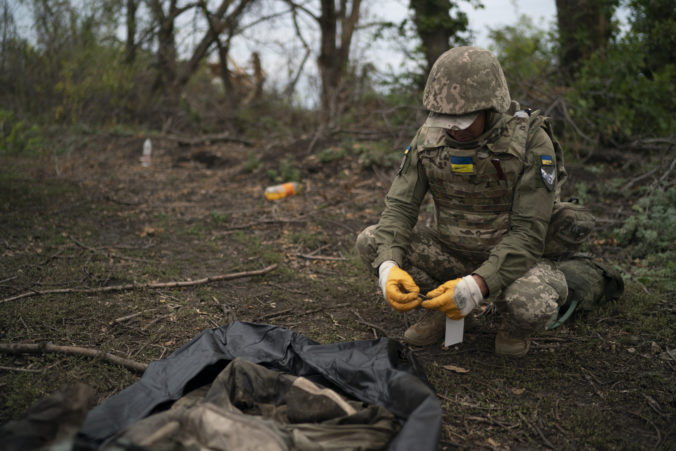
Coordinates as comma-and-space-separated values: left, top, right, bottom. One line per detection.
502, 263, 568, 327
355, 225, 378, 266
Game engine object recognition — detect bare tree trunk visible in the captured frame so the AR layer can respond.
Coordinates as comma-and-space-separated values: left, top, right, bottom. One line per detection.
125, 0, 138, 64
243, 51, 265, 104
174, 0, 253, 98
149, 0, 179, 93
556, 0, 617, 80
317, 0, 361, 128
410, 0, 451, 71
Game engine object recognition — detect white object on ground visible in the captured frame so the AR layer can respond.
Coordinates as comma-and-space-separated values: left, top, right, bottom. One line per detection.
445, 317, 464, 346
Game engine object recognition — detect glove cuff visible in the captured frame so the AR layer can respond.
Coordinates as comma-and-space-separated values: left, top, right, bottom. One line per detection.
458, 275, 484, 316
378, 260, 398, 298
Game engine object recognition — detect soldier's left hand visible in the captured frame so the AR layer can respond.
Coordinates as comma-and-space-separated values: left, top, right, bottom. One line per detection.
422, 275, 483, 319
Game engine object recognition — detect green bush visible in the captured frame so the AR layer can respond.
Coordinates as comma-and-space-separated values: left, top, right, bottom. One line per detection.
317, 146, 347, 163
488, 15, 556, 104
267, 157, 301, 183
614, 187, 676, 258
350, 140, 401, 169
567, 37, 676, 143
0, 110, 44, 155
564, 0, 676, 145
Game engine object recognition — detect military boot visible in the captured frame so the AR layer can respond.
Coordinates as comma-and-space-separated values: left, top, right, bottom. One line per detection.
403, 310, 445, 346
495, 329, 531, 357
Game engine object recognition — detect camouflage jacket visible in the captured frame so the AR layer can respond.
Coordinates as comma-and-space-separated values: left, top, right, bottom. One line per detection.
372, 111, 562, 296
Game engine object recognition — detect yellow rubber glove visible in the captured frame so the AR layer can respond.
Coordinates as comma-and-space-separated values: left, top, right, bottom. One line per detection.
422, 275, 483, 319
379, 263, 421, 312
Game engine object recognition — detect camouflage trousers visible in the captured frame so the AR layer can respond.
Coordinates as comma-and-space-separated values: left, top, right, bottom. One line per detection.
356, 224, 568, 337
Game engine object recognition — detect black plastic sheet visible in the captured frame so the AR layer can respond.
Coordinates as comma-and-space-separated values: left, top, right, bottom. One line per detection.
75, 321, 441, 450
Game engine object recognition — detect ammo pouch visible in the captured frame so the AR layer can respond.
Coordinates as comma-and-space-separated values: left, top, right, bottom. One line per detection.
547, 257, 624, 329
543, 200, 595, 258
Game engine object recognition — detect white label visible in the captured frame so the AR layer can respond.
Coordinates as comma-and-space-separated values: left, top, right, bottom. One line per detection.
444, 317, 464, 346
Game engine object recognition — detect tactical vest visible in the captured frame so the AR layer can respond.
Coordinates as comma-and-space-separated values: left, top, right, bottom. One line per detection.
415, 111, 559, 260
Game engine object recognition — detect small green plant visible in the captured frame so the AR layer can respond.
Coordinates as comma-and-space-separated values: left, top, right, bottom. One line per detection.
210, 210, 230, 223
573, 182, 589, 204
614, 187, 676, 258
244, 153, 261, 172
317, 146, 347, 163
0, 109, 44, 155
289, 231, 325, 249
267, 157, 301, 183
350, 140, 400, 169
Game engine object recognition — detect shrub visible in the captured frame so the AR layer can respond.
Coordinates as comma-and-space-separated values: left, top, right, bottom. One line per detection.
614, 187, 676, 258
0, 110, 44, 155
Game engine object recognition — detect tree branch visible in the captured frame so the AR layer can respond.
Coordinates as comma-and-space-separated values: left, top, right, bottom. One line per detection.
0, 264, 278, 304
0, 342, 148, 373
283, 0, 319, 22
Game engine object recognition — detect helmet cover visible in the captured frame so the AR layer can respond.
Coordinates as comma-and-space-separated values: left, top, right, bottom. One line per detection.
423, 46, 511, 115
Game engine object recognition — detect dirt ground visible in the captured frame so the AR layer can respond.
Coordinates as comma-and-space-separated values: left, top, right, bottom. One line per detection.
1, 132, 674, 449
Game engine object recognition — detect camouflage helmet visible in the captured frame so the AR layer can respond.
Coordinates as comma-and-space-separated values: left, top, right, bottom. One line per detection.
423, 46, 511, 115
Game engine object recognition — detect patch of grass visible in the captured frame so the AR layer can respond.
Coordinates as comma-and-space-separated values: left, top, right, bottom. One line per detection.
316, 146, 347, 163
267, 157, 301, 183
288, 230, 326, 249
210, 210, 230, 224
231, 231, 284, 269
349, 140, 401, 169
244, 153, 261, 173
186, 221, 208, 239
614, 187, 676, 259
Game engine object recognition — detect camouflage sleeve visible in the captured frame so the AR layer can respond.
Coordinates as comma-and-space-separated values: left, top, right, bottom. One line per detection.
371, 133, 429, 270
473, 127, 557, 295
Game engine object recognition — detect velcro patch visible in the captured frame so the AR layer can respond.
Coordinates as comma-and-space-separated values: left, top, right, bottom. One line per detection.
397, 146, 411, 175
540, 156, 556, 191
451, 156, 474, 174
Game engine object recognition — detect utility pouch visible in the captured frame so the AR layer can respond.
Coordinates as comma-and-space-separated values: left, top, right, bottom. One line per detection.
543, 200, 596, 258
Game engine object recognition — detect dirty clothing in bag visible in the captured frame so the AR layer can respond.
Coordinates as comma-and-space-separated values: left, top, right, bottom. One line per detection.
76, 322, 441, 451
101, 358, 399, 450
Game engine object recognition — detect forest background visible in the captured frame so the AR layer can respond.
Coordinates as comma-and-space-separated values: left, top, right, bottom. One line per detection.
1, 0, 675, 449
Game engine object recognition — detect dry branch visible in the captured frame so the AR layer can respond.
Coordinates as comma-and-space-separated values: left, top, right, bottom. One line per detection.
224, 218, 307, 231
163, 132, 253, 147
1, 264, 278, 304
0, 342, 148, 373
291, 253, 346, 261
352, 311, 388, 337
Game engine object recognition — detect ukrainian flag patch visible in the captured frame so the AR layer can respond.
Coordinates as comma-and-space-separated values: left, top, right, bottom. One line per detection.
397, 145, 411, 175
540, 155, 555, 191
451, 156, 474, 173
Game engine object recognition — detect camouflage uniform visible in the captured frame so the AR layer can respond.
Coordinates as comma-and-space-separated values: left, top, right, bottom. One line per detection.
357, 47, 622, 341
356, 110, 569, 337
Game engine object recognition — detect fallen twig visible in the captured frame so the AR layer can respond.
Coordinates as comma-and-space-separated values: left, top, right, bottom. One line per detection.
0, 275, 18, 285
352, 311, 389, 338
0, 365, 43, 373
0, 264, 278, 304
291, 253, 346, 261
259, 308, 295, 320
141, 313, 173, 331
628, 410, 662, 449
111, 309, 157, 325
163, 132, 253, 147
516, 411, 555, 449
70, 235, 151, 263
0, 342, 147, 373
224, 218, 307, 231
622, 167, 659, 192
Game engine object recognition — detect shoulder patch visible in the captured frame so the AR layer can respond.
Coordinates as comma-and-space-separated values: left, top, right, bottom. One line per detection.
540, 155, 555, 190
397, 146, 411, 175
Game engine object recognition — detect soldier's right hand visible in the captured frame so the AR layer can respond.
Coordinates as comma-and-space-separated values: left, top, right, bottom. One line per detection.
379, 261, 421, 312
